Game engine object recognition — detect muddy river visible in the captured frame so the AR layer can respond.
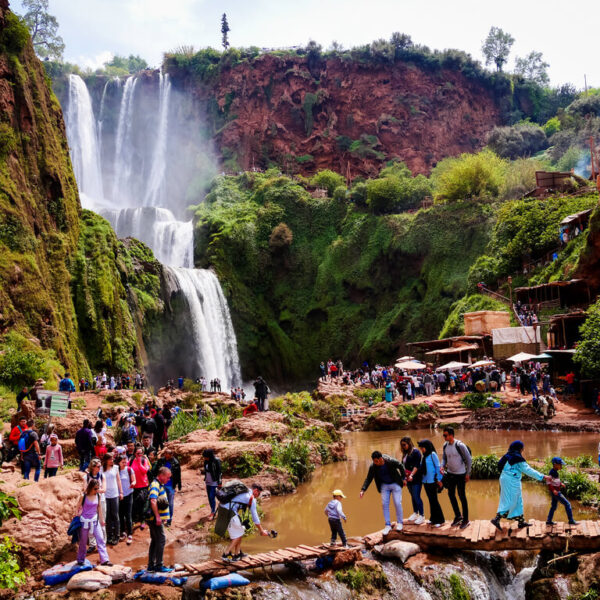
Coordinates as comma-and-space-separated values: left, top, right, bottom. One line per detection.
167, 428, 600, 564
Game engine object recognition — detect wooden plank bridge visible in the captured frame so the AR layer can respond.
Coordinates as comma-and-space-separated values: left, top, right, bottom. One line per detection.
178, 519, 600, 580
364, 519, 600, 552
179, 542, 362, 579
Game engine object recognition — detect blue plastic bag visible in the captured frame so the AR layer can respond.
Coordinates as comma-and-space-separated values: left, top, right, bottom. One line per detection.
202, 573, 250, 590
42, 559, 93, 585
134, 569, 187, 586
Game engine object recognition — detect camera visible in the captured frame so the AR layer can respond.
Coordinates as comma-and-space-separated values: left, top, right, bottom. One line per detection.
269, 529, 278, 538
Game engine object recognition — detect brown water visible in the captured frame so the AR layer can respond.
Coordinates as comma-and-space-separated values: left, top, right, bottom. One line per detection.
169, 429, 600, 562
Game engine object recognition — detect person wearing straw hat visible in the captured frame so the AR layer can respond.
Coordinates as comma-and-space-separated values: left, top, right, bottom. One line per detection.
325, 489, 348, 547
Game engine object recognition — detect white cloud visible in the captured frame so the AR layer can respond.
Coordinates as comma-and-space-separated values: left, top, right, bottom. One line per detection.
72, 50, 113, 71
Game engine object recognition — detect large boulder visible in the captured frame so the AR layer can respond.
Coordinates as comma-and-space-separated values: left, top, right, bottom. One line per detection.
220, 412, 290, 441
0, 471, 84, 573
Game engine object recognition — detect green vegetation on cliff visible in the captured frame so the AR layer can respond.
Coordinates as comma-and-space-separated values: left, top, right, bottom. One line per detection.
194, 171, 493, 380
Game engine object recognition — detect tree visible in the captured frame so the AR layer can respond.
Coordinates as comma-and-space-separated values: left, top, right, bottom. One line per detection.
515, 51, 550, 85
574, 300, 600, 378
103, 54, 148, 75
20, 0, 64, 60
482, 26, 514, 72
221, 13, 230, 50
310, 170, 345, 197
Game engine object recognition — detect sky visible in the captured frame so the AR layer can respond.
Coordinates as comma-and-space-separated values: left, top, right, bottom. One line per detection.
8, 0, 598, 88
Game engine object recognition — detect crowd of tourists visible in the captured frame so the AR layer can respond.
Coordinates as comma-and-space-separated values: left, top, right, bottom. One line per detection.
76, 373, 146, 393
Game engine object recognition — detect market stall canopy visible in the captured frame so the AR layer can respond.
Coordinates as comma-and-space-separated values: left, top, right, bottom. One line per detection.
396, 356, 416, 362
507, 352, 538, 362
395, 360, 426, 370
470, 359, 495, 368
425, 343, 480, 356
436, 361, 469, 371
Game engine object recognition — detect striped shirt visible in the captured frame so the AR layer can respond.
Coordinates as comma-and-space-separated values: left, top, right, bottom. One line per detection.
148, 480, 170, 520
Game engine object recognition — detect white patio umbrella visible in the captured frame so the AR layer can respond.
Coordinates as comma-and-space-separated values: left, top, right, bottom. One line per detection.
395, 360, 426, 370
470, 359, 495, 368
507, 352, 538, 362
436, 361, 469, 371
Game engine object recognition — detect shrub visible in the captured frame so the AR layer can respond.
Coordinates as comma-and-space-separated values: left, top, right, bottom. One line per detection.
354, 388, 383, 404
0, 536, 28, 591
561, 469, 600, 501
0, 123, 16, 160
234, 452, 263, 477
500, 158, 547, 201
269, 222, 293, 250
486, 123, 548, 159
543, 117, 561, 137
310, 170, 346, 196
461, 392, 494, 409
0, 13, 30, 55
575, 300, 600, 378
431, 150, 507, 202
470, 454, 501, 479
0, 492, 20, 526
335, 565, 388, 593
366, 177, 403, 214
270, 437, 314, 482
183, 378, 202, 393
568, 95, 600, 118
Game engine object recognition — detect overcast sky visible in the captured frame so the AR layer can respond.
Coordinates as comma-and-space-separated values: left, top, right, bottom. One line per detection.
9, 0, 598, 88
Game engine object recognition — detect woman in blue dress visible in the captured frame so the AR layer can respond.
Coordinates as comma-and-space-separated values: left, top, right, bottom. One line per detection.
491, 440, 550, 530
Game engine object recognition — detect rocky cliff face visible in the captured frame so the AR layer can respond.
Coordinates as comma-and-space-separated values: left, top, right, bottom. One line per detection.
171, 53, 502, 177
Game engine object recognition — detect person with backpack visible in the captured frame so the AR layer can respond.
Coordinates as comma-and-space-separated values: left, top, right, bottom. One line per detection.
401, 437, 424, 525
101, 453, 123, 546
219, 482, 269, 562
203, 449, 222, 519
59, 372, 76, 394
75, 420, 95, 472
76, 479, 112, 567
417, 439, 445, 527
84, 458, 106, 553
130, 445, 151, 531
8, 417, 28, 462
152, 448, 181, 526
147, 466, 174, 573
359, 451, 406, 535
21, 420, 41, 481
118, 454, 136, 545
141, 411, 157, 441
441, 426, 472, 530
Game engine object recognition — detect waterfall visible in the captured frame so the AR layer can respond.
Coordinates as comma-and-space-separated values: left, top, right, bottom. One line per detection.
144, 73, 171, 207
65, 74, 104, 209
64, 73, 241, 387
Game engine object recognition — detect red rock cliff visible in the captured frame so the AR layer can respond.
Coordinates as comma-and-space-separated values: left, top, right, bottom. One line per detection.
180, 54, 502, 177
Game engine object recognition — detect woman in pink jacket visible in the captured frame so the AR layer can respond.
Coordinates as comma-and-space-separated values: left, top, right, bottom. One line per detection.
44, 433, 63, 477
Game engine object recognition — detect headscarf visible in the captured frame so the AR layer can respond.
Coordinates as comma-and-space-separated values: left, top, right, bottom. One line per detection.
417, 439, 436, 475
498, 440, 526, 471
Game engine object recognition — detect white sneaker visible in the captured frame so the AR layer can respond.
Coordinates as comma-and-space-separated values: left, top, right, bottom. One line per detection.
395, 522, 403, 531
434, 523, 442, 528
406, 513, 418, 522
382, 525, 392, 535
414, 515, 425, 525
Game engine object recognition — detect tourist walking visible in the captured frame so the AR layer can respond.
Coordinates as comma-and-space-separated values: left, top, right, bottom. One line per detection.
75, 419, 95, 472
130, 446, 151, 530
360, 451, 406, 534
76, 479, 112, 567
441, 426, 471, 529
102, 453, 123, 545
417, 439, 445, 527
43, 433, 63, 478
152, 448, 181, 526
147, 466, 173, 573
401, 437, 424, 525
203, 449, 222, 519
546, 457, 577, 525
491, 441, 550, 530
118, 454, 136, 545
221, 483, 269, 561
325, 489, 348, 547
21, 420, 41, 482
253, 376, 269, 411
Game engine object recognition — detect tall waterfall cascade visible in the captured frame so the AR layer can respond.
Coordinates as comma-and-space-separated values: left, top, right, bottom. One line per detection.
64, 73, 242, 387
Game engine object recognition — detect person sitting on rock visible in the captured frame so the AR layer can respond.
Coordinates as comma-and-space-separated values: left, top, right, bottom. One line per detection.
243, 399, 258, 417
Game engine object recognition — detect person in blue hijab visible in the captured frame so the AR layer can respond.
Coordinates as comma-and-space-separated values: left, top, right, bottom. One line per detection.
491, 441, 550, 530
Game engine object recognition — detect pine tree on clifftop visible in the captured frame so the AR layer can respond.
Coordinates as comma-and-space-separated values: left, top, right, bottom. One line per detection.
221, 13, 230, 50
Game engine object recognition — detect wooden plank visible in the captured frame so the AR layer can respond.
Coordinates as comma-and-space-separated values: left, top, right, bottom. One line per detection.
581, 520, 590, 537
515, 521, 530, 539
284, 547, 312, 558
459, 521, 474, 538
557, 522, 565, 537
470, 520, 481, 543
297, 544, 327, 555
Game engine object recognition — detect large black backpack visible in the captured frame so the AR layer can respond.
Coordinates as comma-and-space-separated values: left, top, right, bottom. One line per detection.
216, 480, 249, 504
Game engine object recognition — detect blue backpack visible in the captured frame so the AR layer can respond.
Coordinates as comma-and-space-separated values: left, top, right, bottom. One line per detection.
18, 429, 32, 452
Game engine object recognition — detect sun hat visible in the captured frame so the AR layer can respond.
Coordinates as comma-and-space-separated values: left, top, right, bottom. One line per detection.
332, 489, 346, 498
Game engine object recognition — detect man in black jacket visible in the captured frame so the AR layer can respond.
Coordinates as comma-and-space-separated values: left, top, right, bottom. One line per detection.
360, 451, 406, 535
152, 449, 182, 526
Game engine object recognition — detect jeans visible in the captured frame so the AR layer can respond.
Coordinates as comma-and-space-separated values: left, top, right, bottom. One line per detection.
445, 473, 468, 521
165, 486, 175, 523
78, 450, 92, 472
22, 455, 41, 482
328, 518, 347, 545
206, 485, 218, 514
105, 497, 120, 542
44, 467, 58, 478
407, 482, 424, 516
119, 493, 133, 536
547, 492, 574, 523
380, 482, 403, 526
148, 520, 166, 570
